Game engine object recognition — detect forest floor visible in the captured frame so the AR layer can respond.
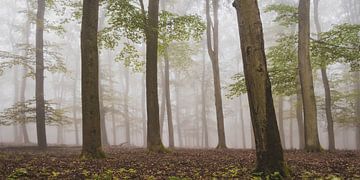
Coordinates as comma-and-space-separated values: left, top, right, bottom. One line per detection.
0, 146, 359, 179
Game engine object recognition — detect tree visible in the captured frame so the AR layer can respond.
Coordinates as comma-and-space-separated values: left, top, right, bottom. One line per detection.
143, 0, 164, 152
313, 0, 335, 151
233, 0, 288, 177
205, 0, 227, 149
298, 0, 321, 152
35, 0, 47, 149
80, 0, 104, 158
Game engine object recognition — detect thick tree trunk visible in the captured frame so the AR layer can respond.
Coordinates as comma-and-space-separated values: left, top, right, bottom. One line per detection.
205, 0, 226, 149
296, 76, 305, 149
298, 0, 321, 152
201, 51, 209, 148
35, 0, 47, 149
278, 96, 285, 149
313, 0, 335, 151
145, 0, 164, 152
124, 68, 131, 144
233, 0, 288, 176
164, 49, 175, 148
81, 0, 104, 158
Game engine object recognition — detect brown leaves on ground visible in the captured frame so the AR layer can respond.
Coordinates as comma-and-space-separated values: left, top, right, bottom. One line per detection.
0, 146, 359, 179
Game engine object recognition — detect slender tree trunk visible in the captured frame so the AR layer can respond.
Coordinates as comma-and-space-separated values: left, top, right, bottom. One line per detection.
205, 0, 226, 149
201, 42, 209, 148
142, 74, 147, 147
290, 97, 295, 149
175, 79, 183, 147
108, 61, 116, 145
13, 67, 20, 143
233, 0, 288, 176
20, 66, 30, 144
124, 68, 131, 144
355, 72, 360, 150
159, 63, 166, 138
145, 0, 164, 152
278, 96, 285, 149
81, 0, 104, 158
239, 96, 246, 149
164, 48, 175, 148
313, 0, 335, 151
35, 0, 47, 149
99, 80, 109, 146
73, 59, 80, 145
298, 0, 321, 152
296, 76, 305, 149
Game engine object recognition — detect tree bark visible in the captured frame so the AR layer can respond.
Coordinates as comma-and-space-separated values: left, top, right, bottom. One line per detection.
298, 0, 321, 152
35, 0, 47, 149
145, 0, 164, 152
313, 0, 335, 151
296, 76, 305, 149
81, 0, 104, 158
164, 48, 175, 148
205, 0, 226, 149
233, 0, 288, 176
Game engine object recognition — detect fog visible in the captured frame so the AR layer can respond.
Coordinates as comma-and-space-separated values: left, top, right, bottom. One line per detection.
0, 0, 358, 150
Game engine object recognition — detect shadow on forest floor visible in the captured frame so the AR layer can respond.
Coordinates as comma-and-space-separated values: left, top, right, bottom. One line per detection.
0, 146, 359, 179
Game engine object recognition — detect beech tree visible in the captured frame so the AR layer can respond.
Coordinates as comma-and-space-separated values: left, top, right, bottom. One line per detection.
298, 0, 321, 152
80, 0, 104, 158
233, 0, 288, 176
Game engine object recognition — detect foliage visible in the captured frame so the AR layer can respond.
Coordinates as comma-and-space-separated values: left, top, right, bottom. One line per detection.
0, 99, 71, 126
101, 0, 205, 72
264, 4, 298, 27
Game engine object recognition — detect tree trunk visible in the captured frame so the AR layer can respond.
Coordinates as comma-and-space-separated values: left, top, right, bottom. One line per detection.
73, 58, 80, 145
205, 0, 226, 149
124, 68, 131, 144
35, 0, 47, 149
201, 49, 209, 148
175, 79, 183, 147
239, 96, 246, 149
296, 76, 305, 149
142, 74, 147, 147
108, 60, 116, 145
164, 48, 175, 148
81, 0, 104, 158
99, 79, 109, 146
355, 72, 360, 150
159, 63, 166, 138
20, 67, 29, 144
145, 0, 164, 152
233, 0, 288, 176
278, 96, 285, 149
313, 0, 335, 151
298, 0, 321, 152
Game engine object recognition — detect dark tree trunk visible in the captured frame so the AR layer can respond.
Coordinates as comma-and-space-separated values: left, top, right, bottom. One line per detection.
164, 48, 175, 148
35, 0, 47, 149
298, 0, 321, 152
81, 0, 104, 158
233, 0, 288, 176
145, 0, 164, 152
296, 76, 305, 149
313, 0, 335, 151
205, 0, 227, 149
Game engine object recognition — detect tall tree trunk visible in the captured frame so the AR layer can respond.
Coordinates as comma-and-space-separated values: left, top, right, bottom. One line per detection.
355, 72, 360, 150
313, 0, 335, 151
145, 0, 164, 152
296, 76, 305, 149
164, 48, 175, 148
298, 0, 321, 152
124, 68, 131, 144
108, 60, 116, 145
81, 0, 104, 158
99, 79, 109, 146
142, 74, 147, 147
175, 80, 183, 147
201, 42, 209, 148
35, 0, 47, 149
73, 59, 80, 145
205, 0, 226, 149
233, 0, 288, 176
159, 63, 166, 138
278, 96, 285, 149
239, 96, 246, 149
20, 67, 30, 144
13, 66, 21, 143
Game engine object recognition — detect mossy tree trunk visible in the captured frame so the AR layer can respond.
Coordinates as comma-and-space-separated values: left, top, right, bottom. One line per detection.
81, 0, 104, 158
233, 0, 288, 176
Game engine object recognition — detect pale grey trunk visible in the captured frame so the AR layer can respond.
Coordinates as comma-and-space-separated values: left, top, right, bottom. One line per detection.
164, 48, 174, 148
